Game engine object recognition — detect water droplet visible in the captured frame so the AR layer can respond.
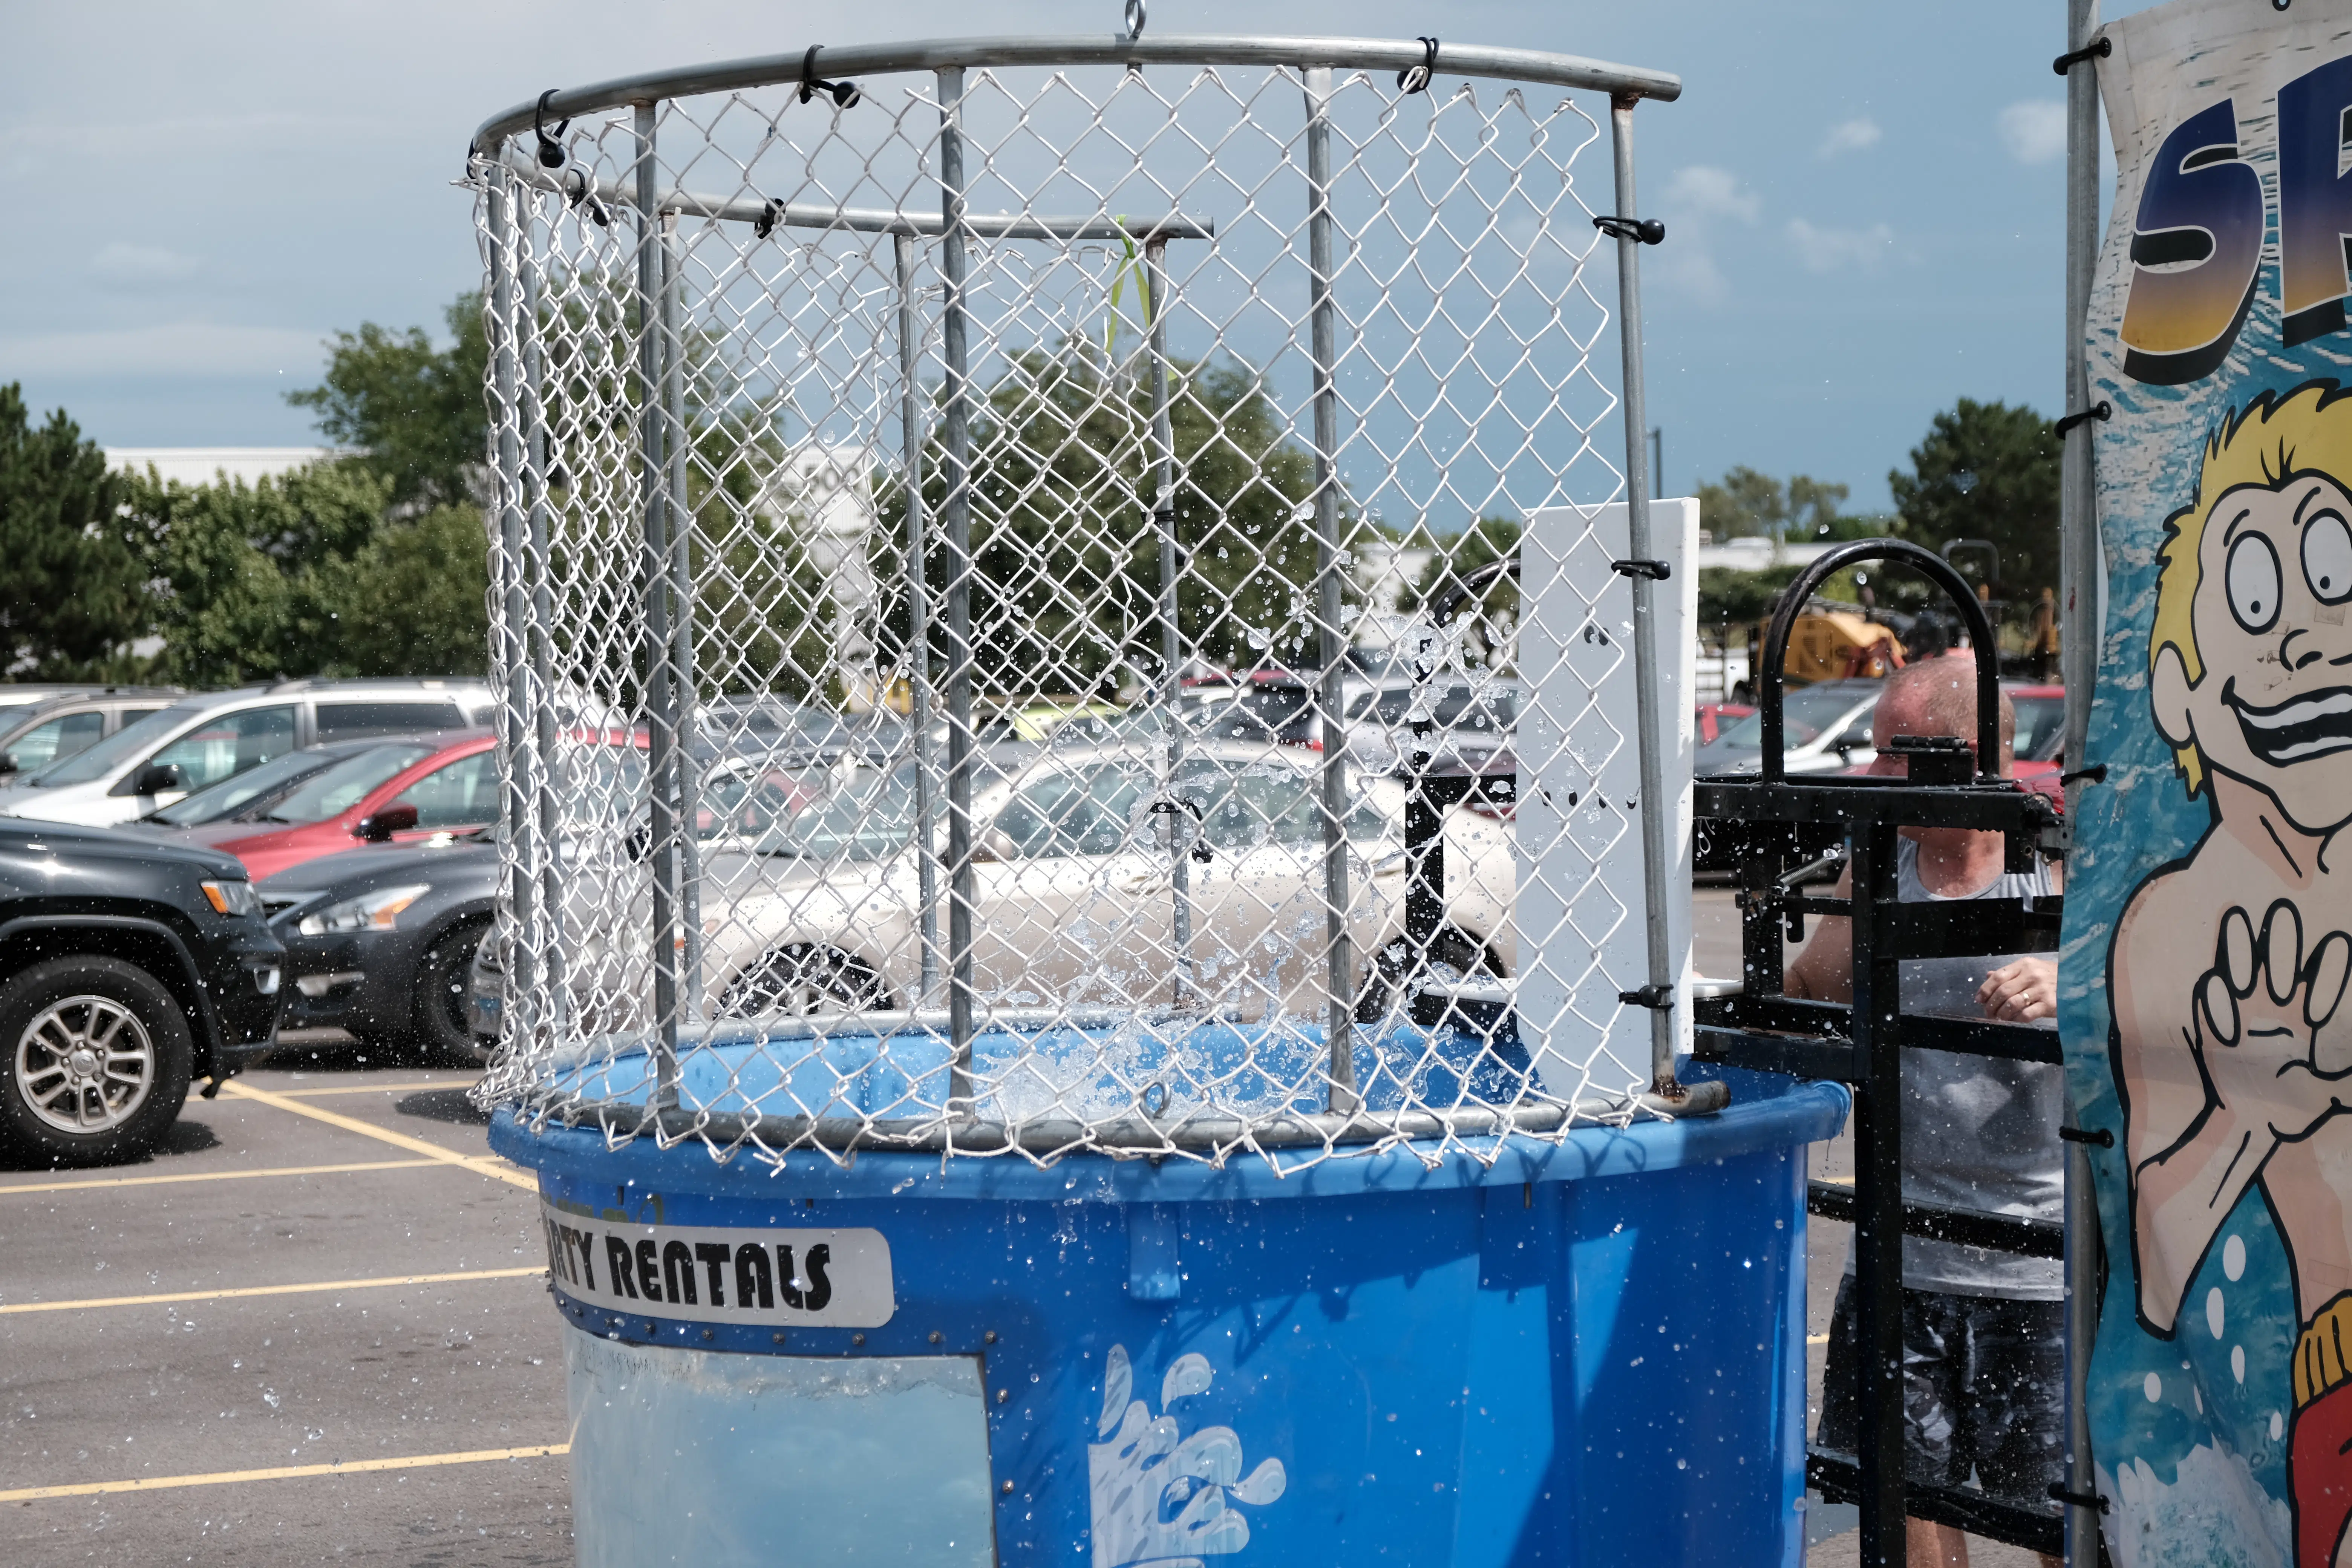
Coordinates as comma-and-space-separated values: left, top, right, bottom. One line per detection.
2225, 1234, 2246, 1281
2233, 1345, 2246, 1384
2144, 1372, 2162, 1403
2272, 1410, 2286, 1441
2208, 1286, 2226, 1339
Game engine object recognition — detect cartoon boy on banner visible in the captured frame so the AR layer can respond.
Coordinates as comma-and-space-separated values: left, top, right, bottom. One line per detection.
2113, 383, 2352, 1565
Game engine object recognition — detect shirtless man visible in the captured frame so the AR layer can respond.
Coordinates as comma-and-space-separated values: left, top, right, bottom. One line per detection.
2112, 383, 2352, 1567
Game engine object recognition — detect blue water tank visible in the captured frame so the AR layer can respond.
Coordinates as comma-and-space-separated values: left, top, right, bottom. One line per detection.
492, 1057, 1844, 1567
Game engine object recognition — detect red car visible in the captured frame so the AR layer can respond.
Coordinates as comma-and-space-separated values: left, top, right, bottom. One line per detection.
162, 730, 499, 880
1695, 702, 1754, 746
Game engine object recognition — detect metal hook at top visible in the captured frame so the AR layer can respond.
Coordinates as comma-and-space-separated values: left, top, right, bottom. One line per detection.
1398, 36, 1439, 95
533, 89, 570, 170
1124, 0, 1146, 41
798, 46, 862, 110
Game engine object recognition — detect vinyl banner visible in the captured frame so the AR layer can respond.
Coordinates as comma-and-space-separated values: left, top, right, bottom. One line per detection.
2069, 3, 2352, 1563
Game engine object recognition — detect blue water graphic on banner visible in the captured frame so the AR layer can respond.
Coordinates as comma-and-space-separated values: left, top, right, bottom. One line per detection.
2069, 3, 2352, 1563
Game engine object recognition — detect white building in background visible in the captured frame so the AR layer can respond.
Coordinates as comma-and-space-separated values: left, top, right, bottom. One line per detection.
106, 448, 338, 487
1692, 535, 1839, 574
755, 443, 884, 712
1349, 528, 1439, 652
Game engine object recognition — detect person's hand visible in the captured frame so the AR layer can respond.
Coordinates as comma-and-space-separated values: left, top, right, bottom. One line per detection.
2192, 901, 2352, 1144
1977, 957, 2057, 1022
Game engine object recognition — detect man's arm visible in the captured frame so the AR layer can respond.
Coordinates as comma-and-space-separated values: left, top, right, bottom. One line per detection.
1782, 864, 1853, 1005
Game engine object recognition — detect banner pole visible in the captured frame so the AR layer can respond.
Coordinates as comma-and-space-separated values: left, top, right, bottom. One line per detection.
2059, 2, 2104, 1563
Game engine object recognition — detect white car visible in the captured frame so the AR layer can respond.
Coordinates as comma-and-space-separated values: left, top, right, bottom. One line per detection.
692, 742, 1515, 1025
0, 679, 495, 827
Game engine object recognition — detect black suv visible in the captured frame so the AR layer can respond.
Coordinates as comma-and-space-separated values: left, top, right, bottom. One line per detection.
0, 819, 285, 1164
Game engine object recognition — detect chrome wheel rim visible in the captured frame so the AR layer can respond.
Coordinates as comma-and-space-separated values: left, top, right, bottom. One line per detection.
15, 995, 154, 1135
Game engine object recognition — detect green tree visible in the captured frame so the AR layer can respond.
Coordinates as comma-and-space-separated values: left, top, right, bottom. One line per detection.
287, 293, 488, 511
121, 462, 488, 685
1696, 466, 1855, 544
0, 386, 152, 679
1888, 397, 2060, 601
866, 350, 1330, 697
313, 504, 491, 678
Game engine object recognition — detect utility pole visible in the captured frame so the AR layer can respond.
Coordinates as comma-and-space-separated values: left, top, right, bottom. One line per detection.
1648, 427, 1663, 499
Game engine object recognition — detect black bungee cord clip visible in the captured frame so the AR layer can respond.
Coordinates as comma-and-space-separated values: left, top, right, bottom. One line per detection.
1398, 36, 1439, 94
799, 46, 861, 110
2052, 36, 2112, 74
2055, 400, 2112, 438
534, 90, 570, 170
1593, 214, 1666, 246
562, 168, 611, 229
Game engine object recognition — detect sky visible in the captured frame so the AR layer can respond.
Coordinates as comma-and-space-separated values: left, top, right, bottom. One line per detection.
0, 0, 2151, 512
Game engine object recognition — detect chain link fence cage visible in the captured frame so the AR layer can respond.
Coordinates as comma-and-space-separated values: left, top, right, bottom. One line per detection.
464, 32, 1711, 1171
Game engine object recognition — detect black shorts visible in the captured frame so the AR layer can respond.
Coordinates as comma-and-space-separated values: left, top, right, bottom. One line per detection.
1816, 1277, 2064, 1505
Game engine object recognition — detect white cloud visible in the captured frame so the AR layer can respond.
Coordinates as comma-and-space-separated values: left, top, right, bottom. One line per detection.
1998, 100, 2069, 165
1662, 164, 1761, 224
90, 242, 202, 288
1785, 218, 1896, 274
0, 322, 324, 378
1819, 117, 1882, 158
1653, 165, 1761, 304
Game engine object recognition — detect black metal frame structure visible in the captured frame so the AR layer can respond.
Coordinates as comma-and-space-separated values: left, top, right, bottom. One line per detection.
1692, 540, 2089, 1563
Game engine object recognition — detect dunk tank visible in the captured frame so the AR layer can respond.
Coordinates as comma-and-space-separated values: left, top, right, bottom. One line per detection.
464, 28, 1845, 1566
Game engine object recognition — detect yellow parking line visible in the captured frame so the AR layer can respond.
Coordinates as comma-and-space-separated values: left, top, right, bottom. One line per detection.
0, 1159, 444, 1197
218, 1080, 535, 1191
0, 1442, 570, 1503
267, 1082, 478, 1099
0, 1265, 546, 1315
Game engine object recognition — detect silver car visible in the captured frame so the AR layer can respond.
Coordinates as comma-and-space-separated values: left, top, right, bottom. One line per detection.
693, 742, 1515, 1024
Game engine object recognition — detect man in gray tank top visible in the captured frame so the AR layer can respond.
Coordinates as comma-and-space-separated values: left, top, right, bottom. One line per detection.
1787, 659, 2063, 1568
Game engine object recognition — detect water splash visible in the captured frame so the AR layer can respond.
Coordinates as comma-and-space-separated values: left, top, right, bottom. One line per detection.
1088, 1343, 1286, 1567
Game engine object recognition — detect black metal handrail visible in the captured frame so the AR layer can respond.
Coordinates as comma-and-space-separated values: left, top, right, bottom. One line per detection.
1755, 539, 2001, 781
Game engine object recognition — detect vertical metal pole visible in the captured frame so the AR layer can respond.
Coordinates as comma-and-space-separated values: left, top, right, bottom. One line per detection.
894, 231, 942, 1007
1606, 98, 1683, 1096
937, 67, 978, 1105
1849, 822, 1908, 1567
518, 244, 567, 1043
2060, 8, 2104, 1563
1143, 236, 1194, 1006
1303, 67, 1358, 1111
662, 213, 702, 1020
485, 168, 538, 1053
633, 101, 681, 1090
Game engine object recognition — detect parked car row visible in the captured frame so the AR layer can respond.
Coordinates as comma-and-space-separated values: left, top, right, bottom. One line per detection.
0, 679, 503, 1167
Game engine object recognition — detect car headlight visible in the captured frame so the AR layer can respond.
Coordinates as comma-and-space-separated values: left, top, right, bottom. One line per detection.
200, 880, 261, 918
297, 883, 430, 936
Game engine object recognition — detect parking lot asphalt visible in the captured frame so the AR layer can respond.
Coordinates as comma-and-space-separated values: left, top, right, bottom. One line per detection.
0, 1038, 571, 1568
0, 895, 2023, 1566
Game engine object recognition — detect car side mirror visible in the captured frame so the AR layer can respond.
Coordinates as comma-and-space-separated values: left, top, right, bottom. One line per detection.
971, 827, 1017, 864
356, 804, 420, 842
0, 752, 17, 776
1831, 728, 1872, 760
131, 762, 184, 796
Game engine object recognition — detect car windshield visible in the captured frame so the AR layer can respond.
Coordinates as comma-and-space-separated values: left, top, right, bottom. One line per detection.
256, 744, 435, 824
147, 747, 348, 826
752, 765, 918, 861
22, 701, 210, 787
1171, 759, 1390, 846
1709, 685, 1876, 751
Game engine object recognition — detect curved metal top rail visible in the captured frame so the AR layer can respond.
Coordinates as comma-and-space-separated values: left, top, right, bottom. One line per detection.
470, 32, 1682, 155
